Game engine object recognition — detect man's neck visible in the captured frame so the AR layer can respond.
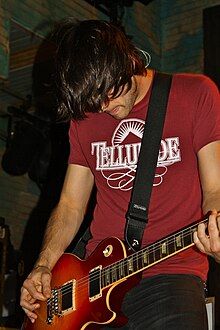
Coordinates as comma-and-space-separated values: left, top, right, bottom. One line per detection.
134, 69, 154, 105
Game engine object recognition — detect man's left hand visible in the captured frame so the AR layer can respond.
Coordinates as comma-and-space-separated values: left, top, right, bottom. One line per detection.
194, 210, 220, 263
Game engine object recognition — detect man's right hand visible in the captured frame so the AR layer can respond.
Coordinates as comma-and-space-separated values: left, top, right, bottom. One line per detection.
20, 265, 52, 323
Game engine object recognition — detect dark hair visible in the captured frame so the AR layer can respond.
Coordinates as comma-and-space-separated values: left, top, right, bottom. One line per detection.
54, 18, 145, 121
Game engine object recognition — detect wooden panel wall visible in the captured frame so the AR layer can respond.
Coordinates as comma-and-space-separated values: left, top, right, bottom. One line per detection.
161, 0, 220, 73
0, 0, 10, 79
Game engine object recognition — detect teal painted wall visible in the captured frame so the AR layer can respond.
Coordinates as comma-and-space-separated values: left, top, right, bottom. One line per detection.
0, 0, 160, 79
160, 0, 220, 73
1, 0, 220, 79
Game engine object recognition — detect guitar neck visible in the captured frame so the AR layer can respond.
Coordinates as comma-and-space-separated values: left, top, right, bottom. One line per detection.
101, 217, 208, 288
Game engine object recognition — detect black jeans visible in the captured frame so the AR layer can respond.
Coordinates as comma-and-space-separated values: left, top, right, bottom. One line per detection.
104, 274, 208, 330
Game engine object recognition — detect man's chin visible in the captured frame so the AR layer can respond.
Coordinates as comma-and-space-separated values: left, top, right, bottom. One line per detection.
110, 113, 128, 120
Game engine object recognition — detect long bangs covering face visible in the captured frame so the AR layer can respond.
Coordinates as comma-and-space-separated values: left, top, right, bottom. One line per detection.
55, 19, 145, 121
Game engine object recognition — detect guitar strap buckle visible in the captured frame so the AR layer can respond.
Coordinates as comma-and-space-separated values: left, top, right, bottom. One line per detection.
125, 215, 147, 252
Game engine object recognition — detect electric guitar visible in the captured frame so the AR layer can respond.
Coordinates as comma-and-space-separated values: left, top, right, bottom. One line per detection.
22, 216, 208, 330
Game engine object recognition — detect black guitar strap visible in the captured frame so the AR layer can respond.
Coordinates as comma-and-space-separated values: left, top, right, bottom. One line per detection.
125, 72, 173, 252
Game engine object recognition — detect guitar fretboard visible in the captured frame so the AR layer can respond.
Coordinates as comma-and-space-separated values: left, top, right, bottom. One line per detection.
101, 217, 208, 288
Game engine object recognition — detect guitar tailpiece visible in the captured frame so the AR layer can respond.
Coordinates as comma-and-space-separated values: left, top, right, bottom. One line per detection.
46, 288, 60, 324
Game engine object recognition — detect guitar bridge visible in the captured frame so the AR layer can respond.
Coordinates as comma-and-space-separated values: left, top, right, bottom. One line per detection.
46, 279, 76, 324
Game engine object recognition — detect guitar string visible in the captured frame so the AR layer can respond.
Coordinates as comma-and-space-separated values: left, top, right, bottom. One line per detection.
49, 218, 208, 299
54, 218, 207, 298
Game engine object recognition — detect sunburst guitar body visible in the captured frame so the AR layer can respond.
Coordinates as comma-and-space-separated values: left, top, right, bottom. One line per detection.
22, 216, 208, 329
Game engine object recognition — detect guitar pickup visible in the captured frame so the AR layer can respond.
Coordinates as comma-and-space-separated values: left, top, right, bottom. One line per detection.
47, 280, 76, 324
89, 265, 102, 302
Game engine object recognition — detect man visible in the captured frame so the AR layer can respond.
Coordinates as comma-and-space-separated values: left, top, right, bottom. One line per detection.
20, 19, 220, 329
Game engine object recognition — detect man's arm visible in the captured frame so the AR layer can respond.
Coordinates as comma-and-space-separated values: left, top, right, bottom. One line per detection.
36, 164, 94, 269
20, 164, 94, 322
194, 141, 220, 263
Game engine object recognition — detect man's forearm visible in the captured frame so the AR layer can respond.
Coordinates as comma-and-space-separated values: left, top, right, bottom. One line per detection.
199, 191, 220, 263
34, 202, 84, 271
202, 190, 220, 214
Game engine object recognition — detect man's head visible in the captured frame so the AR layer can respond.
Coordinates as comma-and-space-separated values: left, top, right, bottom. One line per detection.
54, 19, 146, 121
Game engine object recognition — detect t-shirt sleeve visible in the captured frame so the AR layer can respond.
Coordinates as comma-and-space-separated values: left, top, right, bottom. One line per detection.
192, 75, 220, 153
68, 120, 89, 167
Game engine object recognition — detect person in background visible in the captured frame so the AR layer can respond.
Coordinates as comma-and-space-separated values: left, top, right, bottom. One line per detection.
20, 19, 220, 329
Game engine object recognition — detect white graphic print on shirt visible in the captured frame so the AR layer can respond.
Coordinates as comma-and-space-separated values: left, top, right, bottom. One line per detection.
91, 119, 181, 191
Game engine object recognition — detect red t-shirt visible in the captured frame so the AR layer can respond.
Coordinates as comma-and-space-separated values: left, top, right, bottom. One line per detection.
69, 73, 220, 281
